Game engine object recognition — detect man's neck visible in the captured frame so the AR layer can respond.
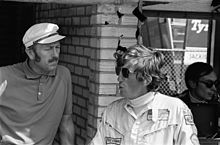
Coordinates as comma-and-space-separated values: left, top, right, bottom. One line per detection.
28, 60, 48, 75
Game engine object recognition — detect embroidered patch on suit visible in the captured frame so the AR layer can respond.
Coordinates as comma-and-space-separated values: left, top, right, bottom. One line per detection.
184, 115, 194, 125
105, 137, 122, 145
190, 133, 199, 145
147, 109, 169, 121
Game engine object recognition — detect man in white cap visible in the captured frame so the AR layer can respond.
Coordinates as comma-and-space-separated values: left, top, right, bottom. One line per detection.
0, 23, 75, 145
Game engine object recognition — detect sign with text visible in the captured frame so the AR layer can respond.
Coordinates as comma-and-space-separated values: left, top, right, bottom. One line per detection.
184, 19, 209, 65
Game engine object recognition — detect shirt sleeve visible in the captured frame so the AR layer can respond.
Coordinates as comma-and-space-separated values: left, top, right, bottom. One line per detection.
63, 68, 73, 115
175, 105, 200, 145
89, 110, 107, 145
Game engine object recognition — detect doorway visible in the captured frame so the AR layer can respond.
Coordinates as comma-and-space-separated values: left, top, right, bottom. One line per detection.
0, 1, 35, 66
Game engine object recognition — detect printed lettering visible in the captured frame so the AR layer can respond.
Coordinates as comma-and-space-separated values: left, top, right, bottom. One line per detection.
191, 20, 208, 33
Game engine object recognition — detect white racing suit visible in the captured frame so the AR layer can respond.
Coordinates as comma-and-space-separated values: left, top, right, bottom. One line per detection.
89, 92, 200, 145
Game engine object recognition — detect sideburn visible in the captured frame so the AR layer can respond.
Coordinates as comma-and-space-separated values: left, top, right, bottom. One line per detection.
33, 48, 41, 62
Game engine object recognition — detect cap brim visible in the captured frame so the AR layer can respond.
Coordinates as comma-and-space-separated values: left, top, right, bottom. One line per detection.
37, 34, 65, 44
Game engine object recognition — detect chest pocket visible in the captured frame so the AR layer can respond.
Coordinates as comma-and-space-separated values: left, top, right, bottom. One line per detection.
104, 121, 124, 145
139, 109, 179, 144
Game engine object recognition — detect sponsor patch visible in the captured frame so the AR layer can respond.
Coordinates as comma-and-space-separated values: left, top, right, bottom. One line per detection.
190, 133, 199, 145
147, 109, 169, 121
105, 137, 122, 145
184, 115, 194, 125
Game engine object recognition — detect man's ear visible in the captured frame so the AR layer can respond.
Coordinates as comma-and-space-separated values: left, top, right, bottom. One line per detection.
188, 80, 197, 89
25, 48, 35, 60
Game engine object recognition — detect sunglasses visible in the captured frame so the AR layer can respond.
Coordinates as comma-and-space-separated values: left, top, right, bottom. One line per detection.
115, 67, 132, 78
198, 80, 219, 88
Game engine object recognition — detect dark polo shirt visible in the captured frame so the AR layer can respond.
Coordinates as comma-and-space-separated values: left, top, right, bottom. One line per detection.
0, 60, 72, 145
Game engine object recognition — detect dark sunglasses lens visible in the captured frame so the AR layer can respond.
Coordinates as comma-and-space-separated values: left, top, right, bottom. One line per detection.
215, 80, 220, 87
122, 68, 130, 78
115, 67, 121, 76
201, 81, 215, 88
205, 82, 214, 88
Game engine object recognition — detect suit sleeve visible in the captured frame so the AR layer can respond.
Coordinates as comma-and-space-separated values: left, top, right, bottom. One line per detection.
64, 68, 73, 115
175, 105, 200, 145
89, 110, 107, 145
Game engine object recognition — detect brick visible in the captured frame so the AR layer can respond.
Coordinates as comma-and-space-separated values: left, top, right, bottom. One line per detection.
120, 38, 137, 47
100, 26, 136, 37
76, 136, 85, 145
98, 73, 117, 83
84, 27, 92, 36
75, 66, 83, 75
87, 114, 94, 126
98, 84, 117, 95
83, 89, 89, 98
78, 96, 87, 108
72, 94, 78, 104
65, 17, 72, 26
90, 38, 99, 48
49, 10, 54, 18
81, 17, 90, 25
88, 60, 96, 70
97, 4, 116, 14
98, 96, 122, 107
83, 68, 90, 77
99, 49, 116, 59
88, 104, 95, 115
121, 16, 138, 25
70, 7, 77, 16
74, 85, 83, 95
71, 75, 78, 84
75, 46, 84, 55
79, 57, 88, 66
90, 14, 119, 25
80, 37, 89, 46
84, 47, 91, 57
89, 82, 97, 94
72, 55, 79, 65
81, 129, 88, 139
77, 7, 85, 16
99, 60, 115, 71
68, 45, 75, 54
118, 4, 136, 15
100, 38, 118, 48
87, 125, 96, 138
86, 6, 93, 15
81, 108, 88, 118
77, 27, 85, 36
73, 105, 81, 116
78, 76, 87, 87
72, 37, 80, 45
65, 37, 72, 45
72, 17, 80, 25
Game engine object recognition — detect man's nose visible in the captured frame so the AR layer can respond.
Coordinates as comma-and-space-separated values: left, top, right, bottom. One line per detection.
52, 48, 59, 57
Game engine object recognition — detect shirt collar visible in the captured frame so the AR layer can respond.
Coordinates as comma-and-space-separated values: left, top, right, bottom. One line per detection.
124, 92, 156, 119
23, 59, 56, 79
189, 91, 208, 103
127, 92, 155, 107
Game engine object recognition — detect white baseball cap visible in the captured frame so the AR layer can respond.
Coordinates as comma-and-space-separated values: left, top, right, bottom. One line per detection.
22, 23, 65, 48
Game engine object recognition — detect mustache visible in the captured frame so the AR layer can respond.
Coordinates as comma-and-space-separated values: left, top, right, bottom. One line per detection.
48, 57, 59, 63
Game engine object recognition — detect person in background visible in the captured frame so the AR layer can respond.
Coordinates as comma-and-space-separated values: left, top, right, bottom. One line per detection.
89, 44, 199, 145
177, 62, 219, 104
0, 23, 74, 145
176, 62, 220, 138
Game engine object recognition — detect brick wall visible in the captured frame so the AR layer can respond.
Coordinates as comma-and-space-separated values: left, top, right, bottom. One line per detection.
35, 3, 137, 145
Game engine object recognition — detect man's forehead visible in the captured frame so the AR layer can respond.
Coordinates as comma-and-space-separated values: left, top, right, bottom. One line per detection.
36, 41, 60, 47
200, 71, 217, 81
